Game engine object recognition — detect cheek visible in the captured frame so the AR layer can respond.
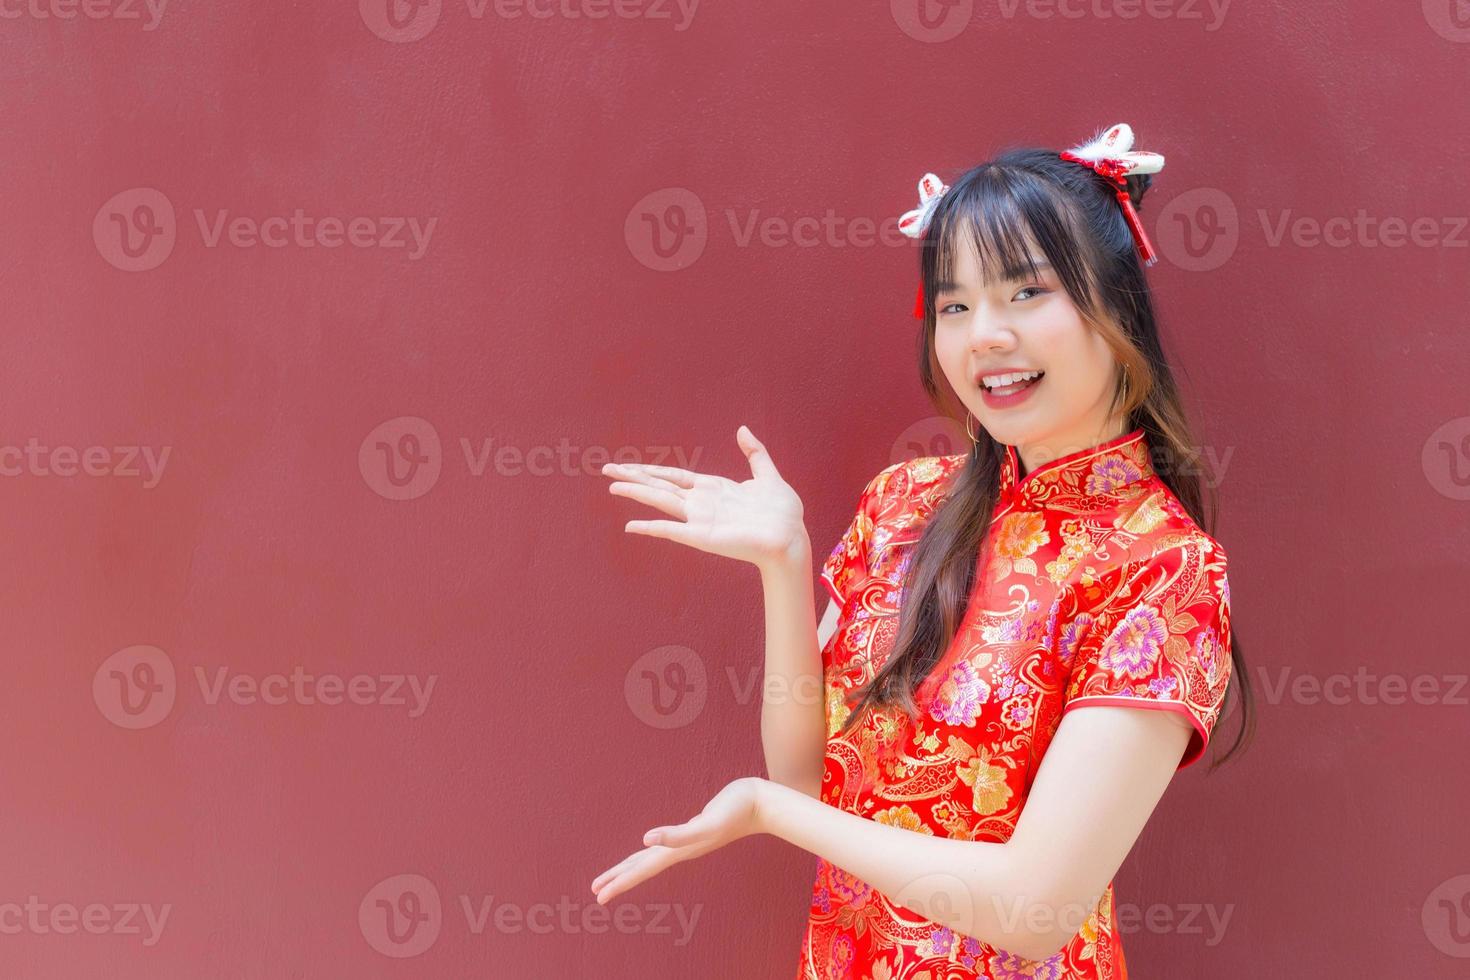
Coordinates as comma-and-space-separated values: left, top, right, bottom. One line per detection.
933, 329, 971, 380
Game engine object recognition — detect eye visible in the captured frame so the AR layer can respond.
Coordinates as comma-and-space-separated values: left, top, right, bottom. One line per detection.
1014, 286, 1048, 301
938, 303, 967, 316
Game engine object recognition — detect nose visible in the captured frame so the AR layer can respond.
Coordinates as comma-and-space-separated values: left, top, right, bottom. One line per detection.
967, 305, 1018, 354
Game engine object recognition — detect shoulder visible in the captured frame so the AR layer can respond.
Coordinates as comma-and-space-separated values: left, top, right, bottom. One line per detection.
1113, 476, 1229, 569
867, 453, 968, 506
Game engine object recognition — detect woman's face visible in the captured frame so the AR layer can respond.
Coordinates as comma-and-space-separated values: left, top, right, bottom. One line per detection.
932, 237, 1126, 475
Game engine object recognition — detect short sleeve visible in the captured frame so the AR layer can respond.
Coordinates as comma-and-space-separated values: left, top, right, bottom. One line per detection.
1061, 536, 1233, 770
819, 463, 898, 608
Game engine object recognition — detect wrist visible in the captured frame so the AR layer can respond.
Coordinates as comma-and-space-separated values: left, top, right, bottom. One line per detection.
751, 776, 781, 835
762, 531, 812, 576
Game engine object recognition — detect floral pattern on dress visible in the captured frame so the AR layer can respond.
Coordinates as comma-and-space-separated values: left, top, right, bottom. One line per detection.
803, 428, 1233, 980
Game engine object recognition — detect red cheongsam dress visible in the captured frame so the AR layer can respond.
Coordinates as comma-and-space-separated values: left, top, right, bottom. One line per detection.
795, 427, 1233, 980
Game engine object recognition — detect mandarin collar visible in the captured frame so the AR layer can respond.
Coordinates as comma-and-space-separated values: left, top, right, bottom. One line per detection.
998, 427, 1155, 508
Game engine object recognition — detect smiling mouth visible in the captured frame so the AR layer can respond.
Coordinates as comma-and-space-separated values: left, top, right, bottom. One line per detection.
980, 371, 1045, 395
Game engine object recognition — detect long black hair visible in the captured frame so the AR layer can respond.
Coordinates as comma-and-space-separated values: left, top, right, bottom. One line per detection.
835, 145, 1255, 771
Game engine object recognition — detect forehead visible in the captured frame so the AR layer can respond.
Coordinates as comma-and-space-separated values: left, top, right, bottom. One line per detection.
936, 234, 1052, 292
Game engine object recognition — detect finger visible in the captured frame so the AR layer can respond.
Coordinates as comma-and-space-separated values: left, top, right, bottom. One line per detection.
737, 425, 782, 482
601, 464, 685, 495
607, 481, 688, 521
602, 461, 700, 490
593, 850, 669, 906
591, 853, 640, 892
623, 519, 699, 546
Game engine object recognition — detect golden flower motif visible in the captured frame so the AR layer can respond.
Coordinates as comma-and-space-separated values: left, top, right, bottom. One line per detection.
909, 457, 946, 484
956, 750, 1013, 815
826, 684, 851, 736
1117, 490, 1168, 534
995, 511, 1049, 559
873, 804, 934, 835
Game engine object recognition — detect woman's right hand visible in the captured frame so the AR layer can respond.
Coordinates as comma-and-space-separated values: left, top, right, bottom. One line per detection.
601, 424, 807, 573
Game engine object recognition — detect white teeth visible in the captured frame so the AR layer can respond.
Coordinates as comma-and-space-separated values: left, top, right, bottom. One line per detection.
982, 370, 1042, 390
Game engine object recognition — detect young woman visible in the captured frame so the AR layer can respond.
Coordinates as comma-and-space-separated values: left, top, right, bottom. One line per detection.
591, 123, 1254, 979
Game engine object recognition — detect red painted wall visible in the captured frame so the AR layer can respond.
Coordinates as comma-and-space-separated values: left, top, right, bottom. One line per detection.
2, 2, 1467, 977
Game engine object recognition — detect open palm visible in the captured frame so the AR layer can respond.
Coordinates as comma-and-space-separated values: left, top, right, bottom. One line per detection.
602, 424, 806, 570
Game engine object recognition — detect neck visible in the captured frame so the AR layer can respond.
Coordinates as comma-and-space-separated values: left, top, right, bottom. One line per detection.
1016, 415, 1130, 477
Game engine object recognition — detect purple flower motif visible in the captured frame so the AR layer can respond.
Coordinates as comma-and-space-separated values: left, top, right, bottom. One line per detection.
1195, 627, 1223, 677
829, 866, 871, 906
1097, 605, 1168, 679
930, 926, 955, 955
1085, 455, 1143, 494
990, 948, 1068, 980
1058, 613, 1095, 663
831, 934, 854, 973
929, 659, 989, 726
1149, 676, 1178, 697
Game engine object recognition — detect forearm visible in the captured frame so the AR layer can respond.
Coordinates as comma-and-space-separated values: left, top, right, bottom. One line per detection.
755, 780, 1076, 961
756, 537, 826, 797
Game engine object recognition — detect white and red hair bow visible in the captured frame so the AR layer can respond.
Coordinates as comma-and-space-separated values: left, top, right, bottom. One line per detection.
1059, 122, 1164, 267
897, 172, 949, 240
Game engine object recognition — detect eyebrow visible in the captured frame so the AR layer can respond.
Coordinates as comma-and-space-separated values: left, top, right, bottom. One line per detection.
935, 260, 1052, 293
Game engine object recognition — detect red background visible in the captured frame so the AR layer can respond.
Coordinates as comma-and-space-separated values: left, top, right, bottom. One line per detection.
2, 1, 1468, 977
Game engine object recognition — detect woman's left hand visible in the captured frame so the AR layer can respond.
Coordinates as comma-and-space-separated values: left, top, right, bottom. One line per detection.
590, 777, 768, 905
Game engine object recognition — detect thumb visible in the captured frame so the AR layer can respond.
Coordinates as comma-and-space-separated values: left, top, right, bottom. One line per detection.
643, 814, 711, 849
737, 424, 782, 481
